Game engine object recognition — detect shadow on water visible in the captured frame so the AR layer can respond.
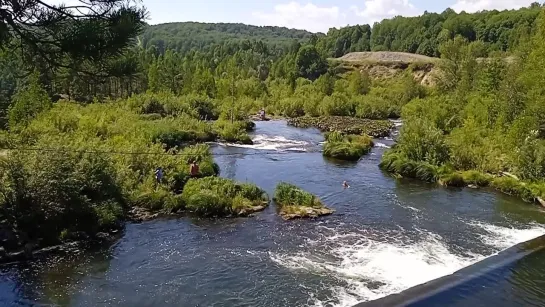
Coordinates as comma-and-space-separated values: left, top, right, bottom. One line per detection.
0, 248, 115, 307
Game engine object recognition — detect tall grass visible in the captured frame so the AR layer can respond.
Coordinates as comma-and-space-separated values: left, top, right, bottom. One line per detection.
380, 151, 439, 182
323, 132, 373, 161
274, 182, 323, 208
181, 177, 268, 217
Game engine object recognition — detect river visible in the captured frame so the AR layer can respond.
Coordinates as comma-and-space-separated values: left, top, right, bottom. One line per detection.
1, 120, 545, 307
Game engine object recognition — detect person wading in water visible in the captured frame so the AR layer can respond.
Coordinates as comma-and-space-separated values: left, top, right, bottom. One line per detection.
190, 161, 200, 178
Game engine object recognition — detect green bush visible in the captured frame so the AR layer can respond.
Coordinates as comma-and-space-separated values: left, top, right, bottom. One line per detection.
274, 182, 323, 208
0, 149, 123, 246
213, 120, 253, 144
323, 133, 373, 161
8, 73, 52, 129
490, 177, 535, 202
129, 188, 173, 211
186, 191, 229, 216
439, 172, 466, 187
380, 151, 439, 182
461, 170, 493, 186
181, 177, 267, 217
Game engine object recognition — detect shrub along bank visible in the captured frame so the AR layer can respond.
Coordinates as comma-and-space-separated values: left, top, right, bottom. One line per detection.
0, 94, 261, 261
380, 151, 545, 205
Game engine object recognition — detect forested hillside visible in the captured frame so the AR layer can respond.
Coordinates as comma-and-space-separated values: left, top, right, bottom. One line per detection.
318, 5, 542, 58
141, 4, 543, 59
140, 22, 317, 54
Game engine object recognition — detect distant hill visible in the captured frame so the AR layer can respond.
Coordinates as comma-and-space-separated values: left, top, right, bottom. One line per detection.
140, 5, 543, 59
140, 22, 318, 54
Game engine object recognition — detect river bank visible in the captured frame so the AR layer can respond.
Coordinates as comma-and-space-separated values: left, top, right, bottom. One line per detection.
1, 120, 545, 307
380, 151, 545, 210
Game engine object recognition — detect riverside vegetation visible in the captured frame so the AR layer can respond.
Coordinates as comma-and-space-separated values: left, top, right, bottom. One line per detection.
323, 131, 374, 161
2, 1, 545, 261
379, 9, 545, 207
274, 182, 334, 220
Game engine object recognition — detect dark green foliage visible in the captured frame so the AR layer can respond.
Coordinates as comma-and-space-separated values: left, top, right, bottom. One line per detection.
8, 73, 52, 129
1, 1, 146, 70
141, 22, 316, 54
0, 150, 123, 247
181, 177, 267, 217
295, 45, 328, 80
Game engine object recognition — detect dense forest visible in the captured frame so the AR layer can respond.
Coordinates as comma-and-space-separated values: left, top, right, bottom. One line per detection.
140, 22, 318, 54
141, 4, 543, 58
2, 1, 545, 259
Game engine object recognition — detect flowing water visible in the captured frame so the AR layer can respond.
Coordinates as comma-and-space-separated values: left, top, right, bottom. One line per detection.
2, 120, 545, 307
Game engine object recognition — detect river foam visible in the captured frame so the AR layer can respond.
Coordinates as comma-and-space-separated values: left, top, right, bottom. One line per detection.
219, 134, 311, 151
269, 223, 545, 307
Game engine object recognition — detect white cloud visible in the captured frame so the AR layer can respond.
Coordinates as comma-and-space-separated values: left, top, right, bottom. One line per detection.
351, 0, 421, 25
252, 2, 346, 33
452, 0, 537, 13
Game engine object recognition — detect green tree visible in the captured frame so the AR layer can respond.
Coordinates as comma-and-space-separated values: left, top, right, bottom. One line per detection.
348, 70, 371, 95
295, 45, 327, 80
8, 73, 52, 129
0, 1, 146, 72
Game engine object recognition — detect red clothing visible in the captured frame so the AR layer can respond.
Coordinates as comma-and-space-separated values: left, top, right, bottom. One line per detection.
190, 164, 199, 176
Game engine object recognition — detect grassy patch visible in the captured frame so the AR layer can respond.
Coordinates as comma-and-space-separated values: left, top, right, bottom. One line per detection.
379, 151, 439, 182
323, 132, 373, 161
181, 177, 268, 217
274, 182, 333, 219
461, 170, 493, 187
213, 120, 254, 144
439, 172, 465, 187
490, 177, 535, 202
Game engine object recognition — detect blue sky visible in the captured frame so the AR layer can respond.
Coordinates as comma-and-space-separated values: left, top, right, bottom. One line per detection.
52, 1, 542, 33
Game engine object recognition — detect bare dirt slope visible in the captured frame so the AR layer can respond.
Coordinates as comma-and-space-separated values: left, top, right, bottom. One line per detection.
337, 51, 437, 63
332, 52, 439, 86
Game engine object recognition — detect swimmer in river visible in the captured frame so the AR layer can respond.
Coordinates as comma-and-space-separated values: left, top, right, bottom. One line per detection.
343, 181, 350, 189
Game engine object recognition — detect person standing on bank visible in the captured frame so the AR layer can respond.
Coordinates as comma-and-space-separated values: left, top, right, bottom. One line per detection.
190, 161, 200, 178
154, 167, 164, 187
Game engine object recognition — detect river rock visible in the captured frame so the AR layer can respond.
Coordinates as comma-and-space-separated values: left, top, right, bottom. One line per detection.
129, 207, 160, 222
287, 116, 394, 138
537, 197, 545, 208
280, 206, 335, 220
467, 184, 479, 189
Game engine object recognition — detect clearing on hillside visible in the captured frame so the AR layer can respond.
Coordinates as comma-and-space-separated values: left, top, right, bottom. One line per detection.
330, 52, 439, 86
335, 51, 438, 64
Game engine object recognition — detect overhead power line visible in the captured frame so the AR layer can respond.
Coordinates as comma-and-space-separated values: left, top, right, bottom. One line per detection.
0, 146, 317, 156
